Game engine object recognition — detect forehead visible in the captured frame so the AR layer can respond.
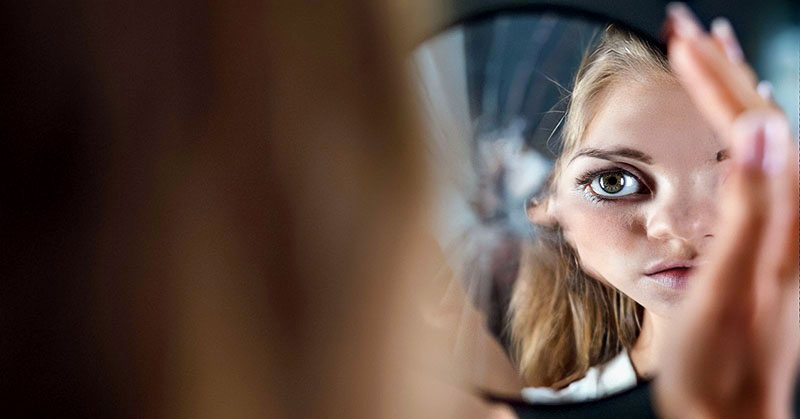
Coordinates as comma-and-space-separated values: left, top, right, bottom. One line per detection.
580, 79, 720, 157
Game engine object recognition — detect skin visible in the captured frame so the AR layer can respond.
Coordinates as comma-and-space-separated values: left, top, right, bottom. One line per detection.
540, 76, 728, 378
657, 4, 799, 419
423, 3, 796, 417
527, 4, 799, 417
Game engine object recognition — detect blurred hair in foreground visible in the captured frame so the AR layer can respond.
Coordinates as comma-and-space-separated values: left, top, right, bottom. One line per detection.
1, 1, 509, 417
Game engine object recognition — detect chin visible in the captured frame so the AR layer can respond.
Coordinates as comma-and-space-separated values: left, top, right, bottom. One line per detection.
640, 291, 688, 319
632, 278, 691, 318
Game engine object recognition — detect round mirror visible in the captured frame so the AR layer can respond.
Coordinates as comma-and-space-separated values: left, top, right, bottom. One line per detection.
410, 1, 799, 411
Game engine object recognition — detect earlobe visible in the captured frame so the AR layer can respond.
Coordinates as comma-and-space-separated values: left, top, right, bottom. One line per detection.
526, 196, 557, 227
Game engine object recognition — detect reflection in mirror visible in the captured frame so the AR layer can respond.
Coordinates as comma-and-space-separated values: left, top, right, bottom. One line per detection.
410, 11, 755, 405
412, 12, 614, 402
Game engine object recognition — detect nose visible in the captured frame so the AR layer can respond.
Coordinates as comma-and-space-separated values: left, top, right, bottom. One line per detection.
645, 180, 717, 251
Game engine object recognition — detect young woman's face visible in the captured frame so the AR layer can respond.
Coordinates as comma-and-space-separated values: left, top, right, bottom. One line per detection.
550, 78, 729, 317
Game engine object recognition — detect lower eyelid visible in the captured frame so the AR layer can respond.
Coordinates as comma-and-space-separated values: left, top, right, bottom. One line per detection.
581, 182, 650, 203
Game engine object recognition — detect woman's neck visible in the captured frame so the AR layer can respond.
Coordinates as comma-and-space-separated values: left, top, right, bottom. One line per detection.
629, 310, 668, 380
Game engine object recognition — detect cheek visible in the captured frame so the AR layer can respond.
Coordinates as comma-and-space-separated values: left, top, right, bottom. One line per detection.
560, 199, 643, 277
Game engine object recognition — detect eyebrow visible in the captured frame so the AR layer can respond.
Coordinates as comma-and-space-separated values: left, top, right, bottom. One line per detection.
569, 147, 654, 165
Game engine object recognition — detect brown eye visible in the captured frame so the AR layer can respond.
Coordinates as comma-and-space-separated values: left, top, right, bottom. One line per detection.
589, 170, 641, 198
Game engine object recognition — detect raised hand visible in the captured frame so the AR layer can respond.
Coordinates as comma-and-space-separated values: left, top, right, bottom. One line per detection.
655, 3, 800, 418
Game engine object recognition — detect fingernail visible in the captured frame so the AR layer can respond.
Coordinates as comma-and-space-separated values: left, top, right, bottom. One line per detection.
666, 2, 703, 39
711, 17, 744, 63
737, 121, 766, 171
762, 117, 786, 176
757, 80, 774, 102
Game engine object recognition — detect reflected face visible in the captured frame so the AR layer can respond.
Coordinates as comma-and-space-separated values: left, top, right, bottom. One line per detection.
550, 79, 729, 317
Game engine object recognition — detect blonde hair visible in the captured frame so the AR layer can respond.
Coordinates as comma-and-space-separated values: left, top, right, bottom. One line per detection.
509, 25, 673, 388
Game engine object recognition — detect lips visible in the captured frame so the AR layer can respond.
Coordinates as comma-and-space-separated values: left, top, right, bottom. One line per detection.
645, 261, 694, 275
645, 262, 694, 289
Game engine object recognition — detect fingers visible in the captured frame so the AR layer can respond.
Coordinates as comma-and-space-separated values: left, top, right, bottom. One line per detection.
709, 17, 744, 64
698, 112, 770, 303
709, 17, 760, 87
702, 109, 798, 309
665, 4, 796, 292
760, 114, 799, 285
756, 81, 775, 103
666, 3, 768, 137
668, 38, 744, 136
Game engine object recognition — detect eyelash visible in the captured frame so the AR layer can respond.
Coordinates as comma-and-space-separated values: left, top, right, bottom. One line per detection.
574, 167, 651, 204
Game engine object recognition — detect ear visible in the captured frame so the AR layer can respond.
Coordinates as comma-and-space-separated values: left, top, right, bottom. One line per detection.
526, 196, 557, 227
